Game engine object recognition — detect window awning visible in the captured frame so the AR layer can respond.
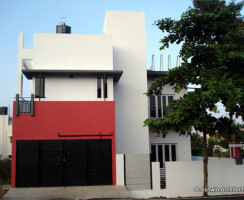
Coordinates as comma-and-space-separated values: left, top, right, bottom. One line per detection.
147, 70, 167, 79
22, 69, 123, 82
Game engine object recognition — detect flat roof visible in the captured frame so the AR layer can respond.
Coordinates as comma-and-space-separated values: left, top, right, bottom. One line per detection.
147, 70, 168, 78
22, 69, 123, 82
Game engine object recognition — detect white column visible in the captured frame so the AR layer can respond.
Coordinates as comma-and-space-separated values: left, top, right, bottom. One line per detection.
17, 33, 24, 97
152, 162, 161, 190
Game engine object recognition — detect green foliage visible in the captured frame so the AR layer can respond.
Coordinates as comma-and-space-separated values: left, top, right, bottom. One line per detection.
207, 136, 220, 156
145, 0, 244, 138
146, 2, 243, 193
191, 133, 203, 156
217, 123, 244, 148
212, 150, 230, 158
0, 159, 11, 186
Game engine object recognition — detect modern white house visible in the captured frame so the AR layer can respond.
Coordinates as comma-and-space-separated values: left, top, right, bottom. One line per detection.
0, 107, 12, 160
12, 10, 191, 189
11, 10, 243, 198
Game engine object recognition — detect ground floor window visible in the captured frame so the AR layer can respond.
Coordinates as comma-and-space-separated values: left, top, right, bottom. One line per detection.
150, 143, 177, 188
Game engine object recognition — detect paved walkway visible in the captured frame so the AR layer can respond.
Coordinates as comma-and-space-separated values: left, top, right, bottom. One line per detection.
2, 185, 130, 200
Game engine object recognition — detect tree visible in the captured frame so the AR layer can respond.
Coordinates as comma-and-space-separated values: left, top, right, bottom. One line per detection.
145, 0, 244, 196
191, 133, 203, 156
207, 136, 220, 156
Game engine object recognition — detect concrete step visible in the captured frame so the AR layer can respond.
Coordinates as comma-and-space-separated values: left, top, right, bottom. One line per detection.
3, 185, 130, 200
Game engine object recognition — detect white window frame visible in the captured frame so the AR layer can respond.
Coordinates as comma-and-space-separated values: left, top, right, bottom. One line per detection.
97, 77, 108, 100
150, 143, 178, 167
148, 94, 175, 118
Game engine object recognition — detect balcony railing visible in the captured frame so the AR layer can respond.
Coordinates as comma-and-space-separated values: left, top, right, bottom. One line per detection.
15, 94, 34, 116
148, 108, 165, 118
19, 98, 31, 114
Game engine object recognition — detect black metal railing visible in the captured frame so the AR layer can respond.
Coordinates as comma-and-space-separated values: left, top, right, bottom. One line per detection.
15, 94, 34, 116
148, 108, 172, 118
148, 108, 165, 118
19, 98, 31, 114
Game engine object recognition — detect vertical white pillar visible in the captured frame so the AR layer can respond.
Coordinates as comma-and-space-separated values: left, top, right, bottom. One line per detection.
116, 154, 125, 185
17, 33, 24, 97
103, 11, 149, 154
152, 162, 161, 190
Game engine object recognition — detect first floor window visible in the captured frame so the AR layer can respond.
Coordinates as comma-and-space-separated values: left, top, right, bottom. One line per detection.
35, 77, 45, 98
97, 78, 102, 98
149, 95, 174, 118
97, 77, 108, 99
149, 96, 156, 117
103, 77, 107, 98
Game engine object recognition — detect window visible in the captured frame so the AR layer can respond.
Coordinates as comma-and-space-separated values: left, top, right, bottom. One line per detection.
149, 96, 156, 117
10, 136, 12, 144
149, 95, 174, 117
150, 143, 177, 188
97, 77, 108, 99
150, 144, 177, 167
97, 78, 102, 98
103, 77, 107, 98
35, 77, 45, 98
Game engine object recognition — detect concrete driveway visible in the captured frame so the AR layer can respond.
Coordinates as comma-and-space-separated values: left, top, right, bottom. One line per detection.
2, 185, 130, 200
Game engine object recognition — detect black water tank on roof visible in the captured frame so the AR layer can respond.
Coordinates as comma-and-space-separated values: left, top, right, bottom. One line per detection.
0, 107, 8, 115
56, 23, 71, 34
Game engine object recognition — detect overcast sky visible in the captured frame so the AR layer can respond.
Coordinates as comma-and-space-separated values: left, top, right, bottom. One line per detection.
0, 0, 243, 123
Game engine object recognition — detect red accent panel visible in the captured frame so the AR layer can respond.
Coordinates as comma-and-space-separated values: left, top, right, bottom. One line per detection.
12, 101, 116, 187
231, 142, 240, 158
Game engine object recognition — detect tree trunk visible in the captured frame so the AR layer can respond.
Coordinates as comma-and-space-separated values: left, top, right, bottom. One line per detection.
203, 132, 208, 197
230, 114, 235, 143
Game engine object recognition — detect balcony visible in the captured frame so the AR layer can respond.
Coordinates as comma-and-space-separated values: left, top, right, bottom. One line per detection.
15, 94, 34, 116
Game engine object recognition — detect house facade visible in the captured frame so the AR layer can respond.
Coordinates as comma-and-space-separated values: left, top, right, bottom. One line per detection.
0, 107, 12, 160
12, 11, 191, 189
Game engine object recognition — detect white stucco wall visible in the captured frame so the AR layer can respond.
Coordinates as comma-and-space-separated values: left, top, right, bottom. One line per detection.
32, 33, 113, 70
42, 77, 113, 101
104, 11, 149, 154
130, 158, 244, 198
17, 33, 113, 96
0, 115, 12, 159
147, 78, 187, 99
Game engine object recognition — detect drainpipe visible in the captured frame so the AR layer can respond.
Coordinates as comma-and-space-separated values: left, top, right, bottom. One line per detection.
15, 94, 19, 116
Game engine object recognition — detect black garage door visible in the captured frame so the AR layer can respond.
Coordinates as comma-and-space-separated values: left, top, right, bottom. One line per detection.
16, 140, 112, 187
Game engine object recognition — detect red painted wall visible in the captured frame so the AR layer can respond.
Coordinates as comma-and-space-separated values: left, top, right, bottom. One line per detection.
231, 142, 240, 158
12, 101, 116, 187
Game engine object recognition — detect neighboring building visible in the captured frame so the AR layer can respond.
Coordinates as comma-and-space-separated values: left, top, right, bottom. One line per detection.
0, 107, 12, 160
11, 11, 191, 189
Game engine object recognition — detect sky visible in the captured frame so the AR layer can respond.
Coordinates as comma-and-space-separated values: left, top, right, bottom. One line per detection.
0, 0, 243, 122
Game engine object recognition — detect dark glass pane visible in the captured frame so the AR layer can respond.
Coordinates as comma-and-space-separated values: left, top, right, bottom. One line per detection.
151, 145, 156, 162
150, 96, 156, 117
165, 145, 169, 161
162, 96, 166, 116
35, 77, 45, 98
104, 77, 107, 98
157, 96, 162, 117
97, 78, 101, 98
168, 96, 174, 104
158, 145, 163, 168
171, 145, 176, 161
